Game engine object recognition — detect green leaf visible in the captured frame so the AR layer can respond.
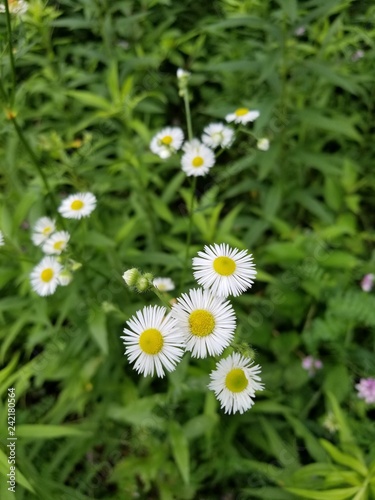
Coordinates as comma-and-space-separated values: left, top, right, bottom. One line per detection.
88, 308, 108, 355
67, 90, 112, 111
168, 421, 190, 485
0, 448, 35, 493
319, 440, 367, 477
16, 425, 90, 439
285, 486, 360, 499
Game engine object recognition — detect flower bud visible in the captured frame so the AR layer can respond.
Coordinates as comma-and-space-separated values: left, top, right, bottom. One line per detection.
123, 268, 140, 287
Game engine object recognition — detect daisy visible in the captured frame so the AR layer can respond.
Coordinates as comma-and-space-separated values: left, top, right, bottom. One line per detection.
208, 353, 264, 414
356, 378, 375, 404
150, 127, 184, 159
202, 123, 234, 149
181, 141, 215, 177
192, 243, 256, 297
31, 217, 56, 246
42, 231, 70, 255
30, 256, 62, 297
182, 138, 201, 153
171, 288, 236, 358
0, 0, 28, 15
0, 230, 4, 246
153, 277, 175, 292
226, 107, 260, 125
58, 192, 96, 219
121, 305, 185, 377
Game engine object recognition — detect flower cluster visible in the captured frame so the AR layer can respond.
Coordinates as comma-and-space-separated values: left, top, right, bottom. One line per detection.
301, 355, 323, 377
149, 69, 269, 176
0, 0, 28, 15
121, 243, 264, 415
356, 378, 375, 404
29, 192, 96, 296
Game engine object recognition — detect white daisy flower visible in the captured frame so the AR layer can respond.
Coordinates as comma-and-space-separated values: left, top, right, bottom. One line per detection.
150, 127, 184, 159
202, 123, 234, 149
257, 138, 270, 151
182, 138, 201, 153
192, 243, 256, 297
30, 256, 62, 297
0, 230, 4, 246
121, 305, 185, 378
42, 231, 70, 255
208, 353, 264, 414
171, 288, 236, 358
225, 107, 260, 125
177, 68, 191, 79
0, 0, 28, 15
58, 192, 97, 219
181, 141, 215, 177
153, 277, 175, 292
31, 217, 56, 246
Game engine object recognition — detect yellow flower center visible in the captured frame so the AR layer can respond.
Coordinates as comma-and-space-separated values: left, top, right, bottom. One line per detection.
71, 200, 84, 210
41, 268, 54, 283
192, 156, 204, 167
161, 135, 173, 145
225, 368, 248, 393
213, 256, 236, 276
53, 240, 65, 251
235, 107, 249, 116
139, 328, 164, 355
42, 226, 52, 235
188, 309, 215, 337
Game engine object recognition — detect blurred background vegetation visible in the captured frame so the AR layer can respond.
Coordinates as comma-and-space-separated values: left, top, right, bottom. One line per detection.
1, 0, 375, 498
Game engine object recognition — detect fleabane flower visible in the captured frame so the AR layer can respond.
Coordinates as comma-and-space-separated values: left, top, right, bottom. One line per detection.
0, 0, 28, 15
193, 243, 256, 297
356, 378, 375, 404
226, 107, 260, 125
202, 123, 234, 149
150, 127, 184, 159
181, 141, 215, 177
257, 138, 270, 151
208, 353, 264, 414
42, 231, 70, 255
121, 305, 185, 377
58, 192, 96, 219
171, 288, 236, 358
361, 274, 374, 292
30, 256, 62, 296
31, 217, 56, 246
153, 277, 175, 292
177, 68, 191, 79
0, 230, 4, 246
301, 355, 323, 377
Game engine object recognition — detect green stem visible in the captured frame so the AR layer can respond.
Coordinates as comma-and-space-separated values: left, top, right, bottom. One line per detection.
152, 287, 172, 311
183, 91, 193, 141
4, 0, 16, 105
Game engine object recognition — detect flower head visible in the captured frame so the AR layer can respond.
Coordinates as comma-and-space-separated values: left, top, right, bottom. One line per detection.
123, 268, 141, 287
301, 355, 323, 377
30, 256, 62, 296
58, 270, 73, 286
58, 192, 96, 219
42, 231, 70, 255
181, 141, 215, 177
177, 68, 191, 80
171, 288, 236, 358
150, 127, 184, 159
356, 378, 375, 404
193, 243, 256, 297
226, 107, 260, 125
208, 353, 264, 414
121, 305, 185, 377
0, 0, 28, 15
257, 138, 270, 151
153, 277, 175, 292
361, 274, 374, 293
202, 123, 234, 149
31, 217, 56, 246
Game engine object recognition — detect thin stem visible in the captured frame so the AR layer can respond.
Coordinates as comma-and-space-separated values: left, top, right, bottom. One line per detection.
183, 91, 193, 141
152, 287, 172, 311
4, 0, 16, 105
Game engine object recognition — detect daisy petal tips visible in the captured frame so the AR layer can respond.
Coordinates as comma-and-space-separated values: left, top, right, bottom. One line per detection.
58, 192, 96, 219
121, 305, 185, 378
208, 353, 264, 415
171, 288, 236, 358
192, 243, 256, 297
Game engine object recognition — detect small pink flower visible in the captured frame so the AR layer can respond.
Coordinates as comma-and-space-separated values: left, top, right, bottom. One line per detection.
294, 26, 306, 37
302, 356, 323, 376
352, 50, 364, 62
361, 274, 374, 292
355, 378, 375, 404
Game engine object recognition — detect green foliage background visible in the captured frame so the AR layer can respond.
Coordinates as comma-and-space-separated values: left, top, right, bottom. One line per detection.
1, 0, 375, 498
